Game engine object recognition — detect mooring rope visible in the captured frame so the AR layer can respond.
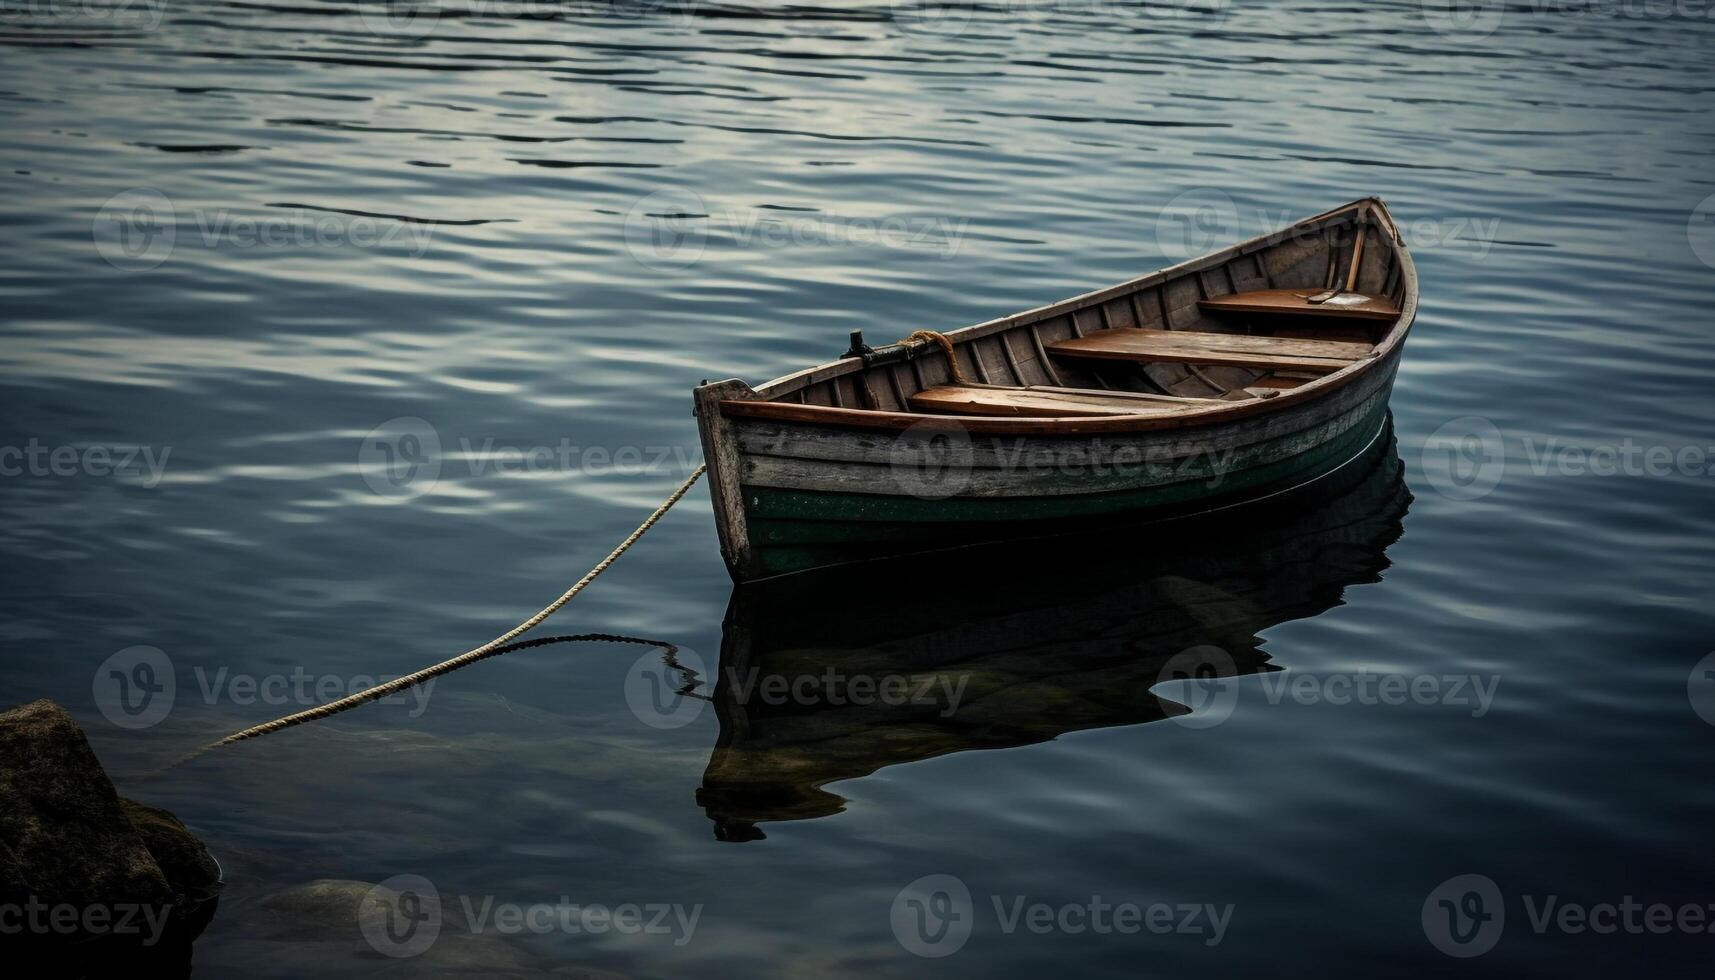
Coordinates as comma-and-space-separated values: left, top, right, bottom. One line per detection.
207, 463, 707, 749
900, 329, 969, 384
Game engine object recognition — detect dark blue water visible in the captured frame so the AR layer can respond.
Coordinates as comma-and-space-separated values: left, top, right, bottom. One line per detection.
3, 0, 1714, 975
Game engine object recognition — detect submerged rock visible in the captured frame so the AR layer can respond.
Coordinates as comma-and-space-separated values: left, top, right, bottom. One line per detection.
0, 699, 174, 911
121, 798, 223, 904
0, 699, 221, 972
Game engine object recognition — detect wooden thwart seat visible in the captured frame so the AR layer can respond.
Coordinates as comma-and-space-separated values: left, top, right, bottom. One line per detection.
908, 384, 1207, 418
1198, 288, 1399, 322
1047, 328, 1374, 374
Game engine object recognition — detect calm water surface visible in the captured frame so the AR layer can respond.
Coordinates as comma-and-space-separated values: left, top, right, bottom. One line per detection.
2, 1, 1714, 976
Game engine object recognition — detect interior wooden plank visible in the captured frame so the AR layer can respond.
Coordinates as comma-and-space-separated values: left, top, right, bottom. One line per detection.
1022, 327, 1061, 385
1020, 384, 1221, 403
1198, 268, 1228, 299
996, 330, 1036, 384
1198, 287, 1400, 322
909, 385, 1197, 418
969, 346, 992, 384
1032, 317, 1082, 384
1360, 227, 1388, 293
1127, 291, 1149, 329
1162, 278, 1203, 329
1260, 235, 1326, 286
1381, 252, 1402, 298
972, 335, 1016, 385
872, 371, 899, 411
996, 330, 1035, 385
1035, 314, 1074, 345
1229, 254, 1268, 293
1047, 328, 1372, 373
887, 363, 913, 403
1256, 252, 1276, 289
1224, 259, 1252, 293
1073, 308, 1117, 387
1273, 323, 1375, 344
1248, 374, 1312, 390
1105, 296, 1138, 328
1133, 287, 1165, 328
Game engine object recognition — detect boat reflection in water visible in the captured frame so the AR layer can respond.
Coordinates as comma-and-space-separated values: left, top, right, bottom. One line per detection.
696, 421, 1411, 841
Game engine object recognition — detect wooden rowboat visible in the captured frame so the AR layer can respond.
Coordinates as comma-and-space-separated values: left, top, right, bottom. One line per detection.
693, 197, 1417, 581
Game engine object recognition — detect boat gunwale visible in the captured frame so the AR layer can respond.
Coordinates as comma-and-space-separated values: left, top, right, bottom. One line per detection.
710, 197, 1417, 437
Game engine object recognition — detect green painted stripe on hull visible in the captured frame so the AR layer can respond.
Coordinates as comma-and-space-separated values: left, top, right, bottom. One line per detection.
745, 404, 1389, 574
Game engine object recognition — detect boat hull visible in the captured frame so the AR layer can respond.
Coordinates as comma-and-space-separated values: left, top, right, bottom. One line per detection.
725, 351, 1398, 578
